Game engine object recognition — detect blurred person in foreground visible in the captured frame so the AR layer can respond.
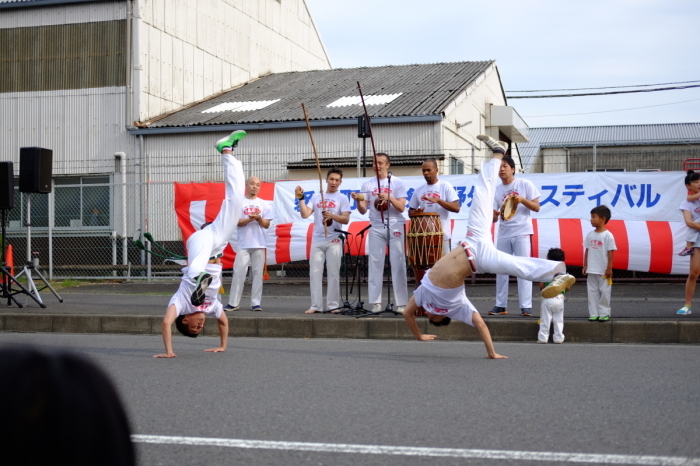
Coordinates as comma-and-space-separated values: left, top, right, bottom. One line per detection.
0, 347, 135, 466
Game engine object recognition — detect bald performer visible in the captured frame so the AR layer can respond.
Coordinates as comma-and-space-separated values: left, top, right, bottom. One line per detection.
225, 176, 273, 312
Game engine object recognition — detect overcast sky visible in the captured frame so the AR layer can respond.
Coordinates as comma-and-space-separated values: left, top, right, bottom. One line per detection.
305, 0, 700, 129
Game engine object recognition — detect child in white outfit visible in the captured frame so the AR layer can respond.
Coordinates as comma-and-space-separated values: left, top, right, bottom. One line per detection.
583, 205, 617, 322
679, 175, 700, 256
538, 248, 569, 344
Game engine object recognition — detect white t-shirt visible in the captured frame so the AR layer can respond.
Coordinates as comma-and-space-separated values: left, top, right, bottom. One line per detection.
237, 197, 272, 249
413, 270, 478, 327
583, 230, 617, 275
360, 176, 408, 226
308, 191, 351, 241
680, 199, 700, 243
494, 178, 541, 238
408, 179, 459, 239
169, 263, 223, 318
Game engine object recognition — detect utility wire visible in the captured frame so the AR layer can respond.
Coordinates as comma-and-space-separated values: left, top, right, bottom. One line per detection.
507, 84, 700, 99
524, 97, 700, 118
508, 79, 700, 93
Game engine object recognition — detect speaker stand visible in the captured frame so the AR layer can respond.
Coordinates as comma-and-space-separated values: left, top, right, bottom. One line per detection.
14, 194, 63, 306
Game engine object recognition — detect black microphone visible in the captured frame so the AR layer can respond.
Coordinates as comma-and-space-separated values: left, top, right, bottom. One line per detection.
357, 225, 371, 235
388, 171, 392, 179
334, 229, 350, 236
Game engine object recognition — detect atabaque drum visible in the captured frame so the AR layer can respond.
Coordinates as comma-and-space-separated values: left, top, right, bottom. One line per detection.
407, 212, 444, 270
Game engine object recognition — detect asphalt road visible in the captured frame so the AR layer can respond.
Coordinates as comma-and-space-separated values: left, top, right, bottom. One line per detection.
3, 280, 698, 320
1, 333, 698, 466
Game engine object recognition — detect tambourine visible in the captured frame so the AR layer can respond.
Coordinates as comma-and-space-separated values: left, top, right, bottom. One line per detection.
499, 195, 519, 221
295, 188, 304, 200
354, 193, 365, 201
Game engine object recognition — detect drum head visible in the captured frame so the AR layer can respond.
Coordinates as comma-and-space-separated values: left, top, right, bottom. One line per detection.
500, 195, 519, 221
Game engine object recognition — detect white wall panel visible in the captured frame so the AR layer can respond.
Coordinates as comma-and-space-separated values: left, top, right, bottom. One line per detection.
0, 88, 137, 176
137, 0, 331, 121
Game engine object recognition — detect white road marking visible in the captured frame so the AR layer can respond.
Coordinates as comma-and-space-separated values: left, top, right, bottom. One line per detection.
132, 435, 700, 465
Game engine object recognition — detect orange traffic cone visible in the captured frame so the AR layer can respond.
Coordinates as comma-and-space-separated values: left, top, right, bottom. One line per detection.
6, 244, 13, 276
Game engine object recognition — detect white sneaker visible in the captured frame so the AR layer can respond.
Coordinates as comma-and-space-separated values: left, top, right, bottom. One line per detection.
396, 306, 405, 314
476, 135, 507, 154
541, 273, 576, 299
371, 303, 382, 313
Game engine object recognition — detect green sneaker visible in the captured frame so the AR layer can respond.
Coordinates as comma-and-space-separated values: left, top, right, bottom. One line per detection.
598, 316, 610, 322
588, 316, 599, 321
215, 130, 247, 153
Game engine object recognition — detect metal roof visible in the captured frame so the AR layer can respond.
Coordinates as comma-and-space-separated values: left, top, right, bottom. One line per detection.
287, 154, 445, 169
519, 122, 700, 167
147, 61, 495, 129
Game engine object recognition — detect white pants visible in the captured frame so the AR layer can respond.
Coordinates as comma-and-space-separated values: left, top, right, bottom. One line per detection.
464, 158, 563, 283
443, 238, 451, 256
186, 154, 245, 280
587, 274, 611, 317
538, 295, 564, 343
309, 238, 343, 311
228, 248, 265, 307
368, 223, 408, 306
496, 235, 533, 308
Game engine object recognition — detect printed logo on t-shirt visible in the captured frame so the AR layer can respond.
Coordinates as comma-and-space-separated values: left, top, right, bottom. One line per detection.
393, 231, 402, 237
317, 200, 337, 209
466, 230, 474, 237
243, 205, 262, 216
589, 239, 604, 249
371, 186, 392, 196
331, 238, 341, 244
421, 191, 441, 203
195, 298, 212, 311
428, 304, 449, 314
695, 206, 700, 213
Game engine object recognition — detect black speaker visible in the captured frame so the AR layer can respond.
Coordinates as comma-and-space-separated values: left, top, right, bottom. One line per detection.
0, 162, 14, 210
19, 147, 52, 193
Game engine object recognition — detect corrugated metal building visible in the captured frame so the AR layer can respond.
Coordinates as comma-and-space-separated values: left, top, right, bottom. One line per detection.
521, 123, 700, 173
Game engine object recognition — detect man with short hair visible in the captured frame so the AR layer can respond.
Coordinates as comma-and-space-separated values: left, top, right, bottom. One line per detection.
402, 135, 575, 358
225, 176, 273, 312
491, 153, 541, 317
155, 130, 247, 358
296, 168, 351, 314
352, 153, 408, 313
408, 158, 461, 254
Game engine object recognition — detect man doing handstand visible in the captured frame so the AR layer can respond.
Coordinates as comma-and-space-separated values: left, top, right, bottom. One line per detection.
403, 135, 576, 358
154, 130, 247, 358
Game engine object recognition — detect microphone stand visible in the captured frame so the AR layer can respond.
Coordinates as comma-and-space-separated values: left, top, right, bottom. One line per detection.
350, 224, 371, 315
326, 229, 357, 314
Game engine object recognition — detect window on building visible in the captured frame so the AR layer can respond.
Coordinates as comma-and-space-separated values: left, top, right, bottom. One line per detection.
54, 176, 111, 228
450, 157, 464, 175
8, 176, 111, 229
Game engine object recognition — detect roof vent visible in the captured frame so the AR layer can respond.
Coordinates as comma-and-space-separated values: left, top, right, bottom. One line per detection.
202, 99, 281, 113
326, 93, 402, 108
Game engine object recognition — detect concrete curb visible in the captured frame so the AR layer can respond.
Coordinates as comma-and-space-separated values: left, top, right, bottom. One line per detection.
1, 314, 700, 343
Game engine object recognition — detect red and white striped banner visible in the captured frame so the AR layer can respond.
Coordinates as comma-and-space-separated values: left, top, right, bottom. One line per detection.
174, 174, 691, 275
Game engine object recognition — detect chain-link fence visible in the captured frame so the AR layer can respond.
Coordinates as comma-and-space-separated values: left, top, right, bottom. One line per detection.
2, 145, 696, 283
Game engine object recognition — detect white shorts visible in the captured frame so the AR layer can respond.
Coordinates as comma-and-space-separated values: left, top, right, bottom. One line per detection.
413, 271, 478, 327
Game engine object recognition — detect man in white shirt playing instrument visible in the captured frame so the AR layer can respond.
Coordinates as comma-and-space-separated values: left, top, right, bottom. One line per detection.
296, 168, 351, 314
